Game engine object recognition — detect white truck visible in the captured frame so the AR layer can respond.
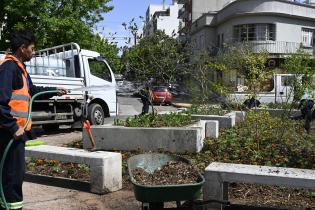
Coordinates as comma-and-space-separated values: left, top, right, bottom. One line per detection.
0, 43, 117, 130
229, 74, 295, 104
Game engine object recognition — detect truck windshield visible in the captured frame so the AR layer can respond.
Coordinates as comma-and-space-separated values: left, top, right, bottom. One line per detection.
88, 59, 112, 82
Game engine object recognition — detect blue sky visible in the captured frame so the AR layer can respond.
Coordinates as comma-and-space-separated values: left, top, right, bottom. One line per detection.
96, 0, 173, 49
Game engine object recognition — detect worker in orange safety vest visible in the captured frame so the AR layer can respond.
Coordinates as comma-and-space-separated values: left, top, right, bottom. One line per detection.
0, 30, 67, 210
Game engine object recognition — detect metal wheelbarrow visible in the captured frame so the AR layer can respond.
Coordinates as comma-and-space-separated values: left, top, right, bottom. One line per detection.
128, 153, 206, 210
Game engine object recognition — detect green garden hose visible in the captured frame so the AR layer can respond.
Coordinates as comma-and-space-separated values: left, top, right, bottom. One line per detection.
0, 90, 59, 210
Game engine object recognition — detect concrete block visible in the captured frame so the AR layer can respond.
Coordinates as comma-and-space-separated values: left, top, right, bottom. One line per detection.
26, 145, 122, 194
204, 162, 315, 210
191, 112, 235, 129
83, 124, 205, 154
205, 121, 219, 138
234, 111, 246, 123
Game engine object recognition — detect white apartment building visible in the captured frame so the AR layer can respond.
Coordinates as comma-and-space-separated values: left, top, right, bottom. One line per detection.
143, 0, 183, 38
178, 0, 315, 56
178, 0, 315, 89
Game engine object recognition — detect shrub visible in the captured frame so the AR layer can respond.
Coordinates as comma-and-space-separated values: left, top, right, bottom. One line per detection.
189, 111, 314, 171
114, 112, 195, 127
260, 102, 299, 110
185, 105, 230, 116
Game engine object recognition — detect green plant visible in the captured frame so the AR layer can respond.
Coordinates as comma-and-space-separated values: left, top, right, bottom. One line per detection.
122, 30, 186, 83
188, 111, 315, 172
282, 50, 315, 101
260, 103, 299, 110
185, 105, 230, 116
114, 112, 195, 128
212, 44, 271, 99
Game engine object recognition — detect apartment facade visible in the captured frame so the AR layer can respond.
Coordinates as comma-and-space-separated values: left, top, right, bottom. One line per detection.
143, 0, 183, 38
186, 0, 315, 56
179, 0, 315, 89
178, 0, 234, 34
180, 0, 315, 55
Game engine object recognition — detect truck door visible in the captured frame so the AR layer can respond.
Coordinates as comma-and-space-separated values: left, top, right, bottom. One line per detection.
84, 56, 117, 123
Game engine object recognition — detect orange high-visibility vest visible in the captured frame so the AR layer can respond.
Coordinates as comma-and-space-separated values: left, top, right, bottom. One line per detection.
0, 54, 32, 131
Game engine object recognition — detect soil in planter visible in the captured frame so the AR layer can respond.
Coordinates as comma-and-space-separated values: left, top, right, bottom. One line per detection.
132, 161, 199, 185
229, 183, 315, 209
26, 159, 90, 182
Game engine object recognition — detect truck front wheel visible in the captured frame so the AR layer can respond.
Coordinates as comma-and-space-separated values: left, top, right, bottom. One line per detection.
88, 103, 105, 125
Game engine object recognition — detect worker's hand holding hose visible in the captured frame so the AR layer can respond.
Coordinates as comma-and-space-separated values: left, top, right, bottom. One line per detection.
13, 127, 25, 140
57, 87, 68, 96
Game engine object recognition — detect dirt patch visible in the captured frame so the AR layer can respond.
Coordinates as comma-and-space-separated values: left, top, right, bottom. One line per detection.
26, 159, 90, 182
36, 140, 313, 209
132, 161, 199, 185
229, 183, 315, 209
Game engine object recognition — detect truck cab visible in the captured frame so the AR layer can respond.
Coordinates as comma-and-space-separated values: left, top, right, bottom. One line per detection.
1, 43, 117, 130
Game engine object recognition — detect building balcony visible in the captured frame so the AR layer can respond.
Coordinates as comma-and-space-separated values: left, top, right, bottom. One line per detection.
217, 41, 315, 55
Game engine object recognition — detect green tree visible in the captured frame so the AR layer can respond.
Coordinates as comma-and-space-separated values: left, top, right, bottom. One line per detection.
88, 34, 122, 74
122, 30, 185, 84
0, 0, 123, 74
214, 44, 270, 97
0, 0, 113, 49
282, 50, 315, 101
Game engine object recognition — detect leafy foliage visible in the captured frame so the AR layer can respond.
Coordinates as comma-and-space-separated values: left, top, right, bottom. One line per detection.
282, 50, 315, 101
260, 102, 299, 110
189, 111, 315, 171
114, 112, 194, 128
87, 34, 123, 74
0, 0, 122, 73
184, 105, 230, 116
0, 0, 112, 48
122, 31, 186, 83
213, 44, 270, 97
185, 51, 227, 105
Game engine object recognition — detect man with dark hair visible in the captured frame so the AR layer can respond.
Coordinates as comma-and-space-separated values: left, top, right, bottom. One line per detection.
0, 30, 66, 210
242, 97, 261, 110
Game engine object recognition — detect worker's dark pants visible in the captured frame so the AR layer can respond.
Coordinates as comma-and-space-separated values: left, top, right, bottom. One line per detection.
141, 100, 150, 114
0, 129, 24, 210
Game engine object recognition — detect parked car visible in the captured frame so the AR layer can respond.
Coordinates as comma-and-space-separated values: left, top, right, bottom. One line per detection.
152, 86, 173, 105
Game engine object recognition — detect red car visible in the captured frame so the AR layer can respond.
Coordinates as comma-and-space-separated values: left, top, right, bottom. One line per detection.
152, 86, 173, 105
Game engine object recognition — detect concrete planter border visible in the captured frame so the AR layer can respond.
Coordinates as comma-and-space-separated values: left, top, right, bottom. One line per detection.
204, 162, 315, 210
83, 120, 219, 154
25, 145, 122, 194
191, 112, 236, 129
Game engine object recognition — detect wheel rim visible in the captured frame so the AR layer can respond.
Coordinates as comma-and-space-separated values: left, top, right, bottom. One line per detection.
94, 109, 103, 124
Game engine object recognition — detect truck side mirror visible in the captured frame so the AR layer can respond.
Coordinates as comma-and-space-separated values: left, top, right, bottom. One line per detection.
96, 56, 103, 62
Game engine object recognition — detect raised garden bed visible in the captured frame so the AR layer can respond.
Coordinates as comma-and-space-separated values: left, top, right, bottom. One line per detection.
114, 112, 195, 128
26, 158, 90, 182
184, 105, 230, 116
28, 138, 314, 209
183, 105, 237, 129
83, 113, 220, 153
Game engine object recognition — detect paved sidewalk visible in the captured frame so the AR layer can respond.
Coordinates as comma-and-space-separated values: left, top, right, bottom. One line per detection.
23, 181, 140, 210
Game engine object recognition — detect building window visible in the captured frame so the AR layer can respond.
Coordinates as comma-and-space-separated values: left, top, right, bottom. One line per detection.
302, 28, 315, 47
233, 24, 276, 42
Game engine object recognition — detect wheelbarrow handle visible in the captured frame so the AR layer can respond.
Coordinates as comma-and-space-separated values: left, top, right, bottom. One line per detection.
83, 120, 96, 149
